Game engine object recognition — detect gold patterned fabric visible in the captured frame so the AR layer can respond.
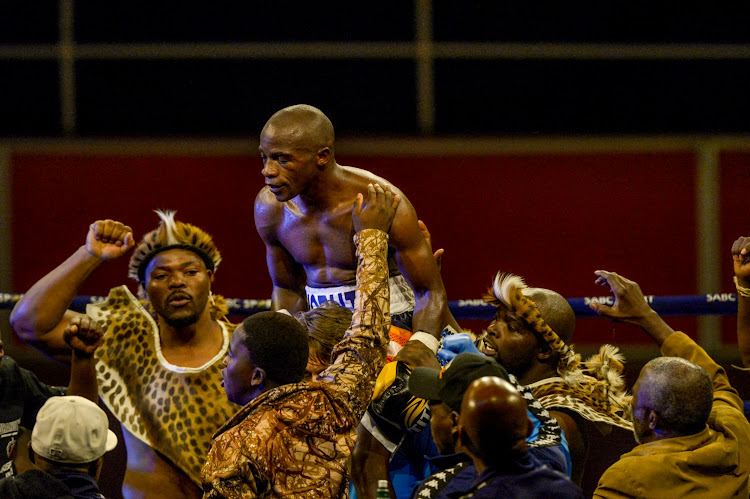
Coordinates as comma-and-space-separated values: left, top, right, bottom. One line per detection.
201, 229, 391, 498
86, 286, 239, 485
527, 376, 633, 431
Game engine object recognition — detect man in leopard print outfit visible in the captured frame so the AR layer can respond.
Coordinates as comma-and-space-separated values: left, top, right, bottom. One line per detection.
11, 211, 239, 498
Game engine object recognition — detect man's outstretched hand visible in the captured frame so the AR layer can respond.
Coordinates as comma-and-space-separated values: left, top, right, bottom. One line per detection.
590, 270, 654, 324
732, 236, 750, 288
590, 270, 674, 346
418, 220, 444, 271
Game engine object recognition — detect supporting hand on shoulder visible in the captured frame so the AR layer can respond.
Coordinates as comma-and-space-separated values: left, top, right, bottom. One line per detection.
418, 220, 444, 271
352, 184, 401, 234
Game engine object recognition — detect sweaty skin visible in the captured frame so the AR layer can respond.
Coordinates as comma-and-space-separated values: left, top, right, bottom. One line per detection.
254, 104, 449, 337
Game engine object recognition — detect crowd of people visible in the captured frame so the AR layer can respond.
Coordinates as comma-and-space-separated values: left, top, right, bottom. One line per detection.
1, 104, 749, 498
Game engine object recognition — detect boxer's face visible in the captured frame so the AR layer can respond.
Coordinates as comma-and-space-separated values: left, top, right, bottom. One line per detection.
259, 123, 321, 202
145, 249, 212, 329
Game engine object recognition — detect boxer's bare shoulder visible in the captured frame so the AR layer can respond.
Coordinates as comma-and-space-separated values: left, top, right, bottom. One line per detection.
255, 185, 296, 240
341, 166, 409, 200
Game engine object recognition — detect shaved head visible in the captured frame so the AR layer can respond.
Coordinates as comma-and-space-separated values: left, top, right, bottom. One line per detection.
458, 376, 531, 468
262, 104, 335, 154
524, 287, 576, 344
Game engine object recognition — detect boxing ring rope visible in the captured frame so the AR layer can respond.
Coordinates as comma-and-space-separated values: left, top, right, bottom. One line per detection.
0, 292, 741, 319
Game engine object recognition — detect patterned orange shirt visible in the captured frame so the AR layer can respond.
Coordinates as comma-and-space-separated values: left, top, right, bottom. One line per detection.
201, 229, 391, 498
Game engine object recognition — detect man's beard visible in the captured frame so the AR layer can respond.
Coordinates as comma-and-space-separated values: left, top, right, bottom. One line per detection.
164, 312, 201, 329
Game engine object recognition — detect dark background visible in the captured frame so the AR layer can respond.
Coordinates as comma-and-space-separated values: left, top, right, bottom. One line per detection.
3, 2, 750, 136
3, 2, 750, 497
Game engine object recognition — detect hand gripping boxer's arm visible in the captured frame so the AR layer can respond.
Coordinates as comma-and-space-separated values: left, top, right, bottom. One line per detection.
418, 220, 444, 271
418, 219, 462, 334
387, 193, 448, 340
64, 315, 104, 403
254, 190, 308, 314
589, 270, 676, 347
732, 237, 750, 367
10, 220, 134, 361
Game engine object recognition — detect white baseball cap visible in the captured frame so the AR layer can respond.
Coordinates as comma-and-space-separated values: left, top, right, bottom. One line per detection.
31, 396, 118, 464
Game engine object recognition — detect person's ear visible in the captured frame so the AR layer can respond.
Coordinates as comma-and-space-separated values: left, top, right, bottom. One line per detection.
536, 342, 553, 361
449, 410, 460, 439
316, 147, 331, 167
250, 366, 266, 388
457, 424, 479, 459
647, 409, 660, 431
450, 410, 460, 428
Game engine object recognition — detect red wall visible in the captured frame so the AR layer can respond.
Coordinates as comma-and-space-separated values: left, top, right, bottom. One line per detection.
720, 152, 750, 343
10, 148, 740, 345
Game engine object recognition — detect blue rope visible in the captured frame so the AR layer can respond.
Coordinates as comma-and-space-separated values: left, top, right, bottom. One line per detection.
0, 292, 740, 319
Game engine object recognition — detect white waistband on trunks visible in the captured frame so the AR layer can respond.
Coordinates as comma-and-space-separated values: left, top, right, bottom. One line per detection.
306, 275, 415, 315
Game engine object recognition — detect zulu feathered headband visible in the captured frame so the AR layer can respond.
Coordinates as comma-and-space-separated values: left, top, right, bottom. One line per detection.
483, 272, 632, 429
128, 210, 228, 320
484, 273, 628, 390
128, 210, 222, 283
484, 273, 584, 385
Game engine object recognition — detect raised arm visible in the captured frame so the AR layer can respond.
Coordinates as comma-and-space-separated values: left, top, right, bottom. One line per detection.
254, 190, 308, 314
64, 315, 104, 402
732, 236, 750, 368
328, 183, 400, 368
589, 270, 676, 347
388, 195, 448, 338
10, 220, 134, 361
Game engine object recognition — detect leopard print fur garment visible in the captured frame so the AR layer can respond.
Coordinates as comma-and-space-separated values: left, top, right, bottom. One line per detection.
88, 285, 239, 485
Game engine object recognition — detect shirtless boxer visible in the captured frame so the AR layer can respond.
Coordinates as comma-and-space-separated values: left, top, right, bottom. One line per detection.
254, 104, 452, 496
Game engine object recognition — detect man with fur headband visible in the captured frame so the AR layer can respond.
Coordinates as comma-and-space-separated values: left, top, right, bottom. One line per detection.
441, 272, 632, 486
11, 211, 239, 498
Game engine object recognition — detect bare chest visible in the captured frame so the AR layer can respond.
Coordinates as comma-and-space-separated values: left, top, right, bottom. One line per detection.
276, 206, 359, 285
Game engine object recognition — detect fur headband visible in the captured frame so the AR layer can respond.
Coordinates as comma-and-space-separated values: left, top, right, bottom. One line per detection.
128, 210, 227, 320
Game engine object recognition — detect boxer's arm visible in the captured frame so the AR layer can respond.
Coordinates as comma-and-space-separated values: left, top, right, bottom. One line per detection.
388, 195, 448, 338
255, 190, 308, 313
266, 242, 308, 314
